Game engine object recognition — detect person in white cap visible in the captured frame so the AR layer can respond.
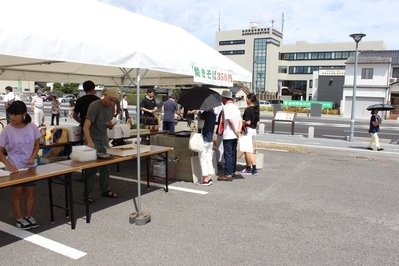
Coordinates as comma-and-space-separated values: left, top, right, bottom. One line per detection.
30, 90, 44, 127
217, 90, 241, 182
83, 87, 119, 203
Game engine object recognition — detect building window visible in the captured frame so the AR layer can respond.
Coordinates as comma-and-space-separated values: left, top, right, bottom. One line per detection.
296, 53, 305, 60
361, 68, 373, 79
392, 67, 399, 78
280, 51, 354, 61
288, 66, 323, 74
311, 66, 320, 72
278, 66, 287, 73
219, 40, 245, 45
324, 52, 332, 59
219, 50, 245, 55
342, 52, 349, 58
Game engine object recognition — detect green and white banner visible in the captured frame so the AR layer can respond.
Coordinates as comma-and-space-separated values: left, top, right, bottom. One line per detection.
192, 63, 234, 87
283, 100, 333, 109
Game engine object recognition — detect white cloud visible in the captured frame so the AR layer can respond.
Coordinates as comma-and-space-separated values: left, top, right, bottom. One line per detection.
100, 0, 399, 49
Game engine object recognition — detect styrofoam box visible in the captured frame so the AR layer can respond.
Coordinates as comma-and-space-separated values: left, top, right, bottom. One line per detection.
107, 124, 130, 139
106, 144, 150, 156
55, 125, 81, 142
70, 145, 97, 162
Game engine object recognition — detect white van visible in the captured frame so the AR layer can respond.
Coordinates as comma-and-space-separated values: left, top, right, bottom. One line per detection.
259, 100, 271, 107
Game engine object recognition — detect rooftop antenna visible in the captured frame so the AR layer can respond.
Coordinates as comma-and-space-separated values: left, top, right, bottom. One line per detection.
281, 12, 284, 34
218, 12, 220, 31
271, 20, 274, 29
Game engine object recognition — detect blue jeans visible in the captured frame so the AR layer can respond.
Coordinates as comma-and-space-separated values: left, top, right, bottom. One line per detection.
223, 138, 238, 176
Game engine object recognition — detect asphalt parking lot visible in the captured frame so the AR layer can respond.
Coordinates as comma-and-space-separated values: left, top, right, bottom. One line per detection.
1, 139, 399, 265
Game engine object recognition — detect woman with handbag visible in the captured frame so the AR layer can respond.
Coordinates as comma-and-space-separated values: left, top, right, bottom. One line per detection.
197, 109, 216, 186
239, 93, 260, 175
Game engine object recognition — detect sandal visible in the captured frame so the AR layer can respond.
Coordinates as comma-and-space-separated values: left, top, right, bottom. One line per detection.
83, 195, 94, 204
101, 190, 118, 198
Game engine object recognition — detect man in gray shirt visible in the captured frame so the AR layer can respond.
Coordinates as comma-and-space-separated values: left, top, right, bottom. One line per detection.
83, 87, 119, 203
162, 94, 182, 133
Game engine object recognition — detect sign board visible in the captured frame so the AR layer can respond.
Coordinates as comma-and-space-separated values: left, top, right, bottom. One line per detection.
192, 63, 234, 87
283, 100, 333, 109
274, 111, 296, 121
319, 69, 345, 76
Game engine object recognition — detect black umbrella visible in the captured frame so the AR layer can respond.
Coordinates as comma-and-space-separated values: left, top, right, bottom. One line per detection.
177, 87, 221, 111
366, 103, 394, 111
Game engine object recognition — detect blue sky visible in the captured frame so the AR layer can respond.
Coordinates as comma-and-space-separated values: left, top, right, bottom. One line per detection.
100, 0, 399, 50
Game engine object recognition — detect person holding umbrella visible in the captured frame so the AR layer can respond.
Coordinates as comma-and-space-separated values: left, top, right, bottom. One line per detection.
367, 108, 384, 151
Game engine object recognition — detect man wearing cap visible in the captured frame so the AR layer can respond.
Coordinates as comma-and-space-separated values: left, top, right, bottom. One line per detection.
217, 90, 241, 182
30, 90, 44, 127
162, 94, 181, 133
140, 87, 158, 125
83, 87, 119, 202
3, 86, 20, 124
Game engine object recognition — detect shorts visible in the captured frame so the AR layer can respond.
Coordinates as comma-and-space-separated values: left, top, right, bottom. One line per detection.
13, 181, 37, 188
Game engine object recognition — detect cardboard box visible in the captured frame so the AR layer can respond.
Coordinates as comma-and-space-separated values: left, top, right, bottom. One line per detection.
55, 125, 81, 142
107, 124, 130, 139
106, 144, 150, 156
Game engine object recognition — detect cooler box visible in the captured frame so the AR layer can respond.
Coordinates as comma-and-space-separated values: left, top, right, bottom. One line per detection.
107, 124, 130, 139
55, 125, 81, 142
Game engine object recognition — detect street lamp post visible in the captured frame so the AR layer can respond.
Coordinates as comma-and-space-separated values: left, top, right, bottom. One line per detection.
257, 73, 263, 99
349, 33, 366, 142
253, 59, 257, 95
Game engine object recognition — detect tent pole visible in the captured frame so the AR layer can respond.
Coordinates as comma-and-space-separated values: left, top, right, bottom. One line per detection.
125, 68, 151, 225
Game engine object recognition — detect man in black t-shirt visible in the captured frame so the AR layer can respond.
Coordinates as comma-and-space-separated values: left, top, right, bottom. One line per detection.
73, 80, 99, 142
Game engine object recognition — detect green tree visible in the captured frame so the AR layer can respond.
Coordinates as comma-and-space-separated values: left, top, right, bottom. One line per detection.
62, 83, 79, 95
53, 82, 62, 91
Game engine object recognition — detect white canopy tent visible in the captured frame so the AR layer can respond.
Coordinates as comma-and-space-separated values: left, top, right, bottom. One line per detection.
0, 0, 251, 87
0, 0, 252, 224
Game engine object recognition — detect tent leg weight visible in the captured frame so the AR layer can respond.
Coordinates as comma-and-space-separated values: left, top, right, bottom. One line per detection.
129, 211, 151, 225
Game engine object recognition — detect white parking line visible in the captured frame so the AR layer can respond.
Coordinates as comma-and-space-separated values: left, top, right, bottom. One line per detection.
0, 222, 86, 260
110, 175, 208, 195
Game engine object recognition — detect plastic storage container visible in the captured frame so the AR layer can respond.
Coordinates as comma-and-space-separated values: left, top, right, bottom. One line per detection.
153, 161, 166, 178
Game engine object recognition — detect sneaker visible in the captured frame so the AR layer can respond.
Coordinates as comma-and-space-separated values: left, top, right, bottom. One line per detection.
198, 179, 213, 186
24, 216, 39, 229
252, 170, 259, 176
367, 147, 373, 150
377, 148, 384, 151
240, 168, 252, 174
16, 218, 31, 230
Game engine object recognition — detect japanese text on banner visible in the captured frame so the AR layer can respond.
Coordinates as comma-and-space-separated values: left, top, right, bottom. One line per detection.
192, 63, 233, 86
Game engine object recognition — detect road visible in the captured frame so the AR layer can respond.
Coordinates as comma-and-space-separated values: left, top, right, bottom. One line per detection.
259, 112, 399, 141
1, 102, 397, 141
